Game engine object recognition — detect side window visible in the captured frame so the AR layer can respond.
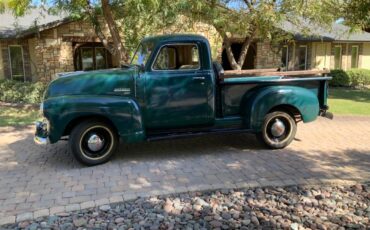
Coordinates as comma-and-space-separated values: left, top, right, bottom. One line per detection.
351, 46, 359, 68
8, 46, 25, 81
153, 47, 176, 70
153, 44, 200, 71
334, 45, 342, 69
180, 45, 199, 70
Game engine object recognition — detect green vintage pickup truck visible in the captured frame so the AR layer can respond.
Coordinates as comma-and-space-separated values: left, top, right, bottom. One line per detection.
35, 34, 333, 165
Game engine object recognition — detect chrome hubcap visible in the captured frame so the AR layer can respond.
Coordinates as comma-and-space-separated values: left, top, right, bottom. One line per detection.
270, 119, 286, 137
87, 134, 105, 152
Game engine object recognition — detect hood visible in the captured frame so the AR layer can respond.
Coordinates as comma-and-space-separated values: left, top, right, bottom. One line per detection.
44, 67, 137, 99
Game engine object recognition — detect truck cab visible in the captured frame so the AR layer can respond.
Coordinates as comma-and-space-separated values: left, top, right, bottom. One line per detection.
132, 35, 216, 129
35, 34, 332, 166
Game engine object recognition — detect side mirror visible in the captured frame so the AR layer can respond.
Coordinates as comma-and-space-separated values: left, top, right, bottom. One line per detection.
140, 64, 145, 72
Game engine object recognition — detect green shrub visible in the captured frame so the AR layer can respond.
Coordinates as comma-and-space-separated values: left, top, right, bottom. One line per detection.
346, 69, 370, 88
329, 69, 350, 87
0, 80, 47, 104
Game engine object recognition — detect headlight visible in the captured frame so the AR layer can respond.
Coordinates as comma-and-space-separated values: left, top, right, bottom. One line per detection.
44, 118, 50, 133
39, 118, 50, 133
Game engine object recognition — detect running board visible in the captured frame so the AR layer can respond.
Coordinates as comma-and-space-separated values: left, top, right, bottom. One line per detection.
146, 128, 253, 142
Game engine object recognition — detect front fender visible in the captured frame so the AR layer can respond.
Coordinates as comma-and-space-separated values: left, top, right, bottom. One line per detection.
43, 95, 145, 143
243, 86, 319, 131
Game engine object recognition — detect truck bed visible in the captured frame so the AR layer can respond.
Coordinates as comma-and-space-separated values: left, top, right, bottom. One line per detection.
219, 77, 331, 117
212, 65, 331, 118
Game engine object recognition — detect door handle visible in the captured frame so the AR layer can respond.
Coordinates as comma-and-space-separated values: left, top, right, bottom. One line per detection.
193, 76, 205, 80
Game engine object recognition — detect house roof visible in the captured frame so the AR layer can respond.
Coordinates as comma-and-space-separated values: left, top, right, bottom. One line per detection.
0, 8, 70, 39
281, 20, 370, 42
1, 7, 370, 42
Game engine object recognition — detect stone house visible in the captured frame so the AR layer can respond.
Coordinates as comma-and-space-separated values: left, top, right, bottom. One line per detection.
0, 9, 122, 82
1, 8, 370, 82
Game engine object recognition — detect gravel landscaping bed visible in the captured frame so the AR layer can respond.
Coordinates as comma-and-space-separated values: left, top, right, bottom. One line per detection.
3, 182, 369, 230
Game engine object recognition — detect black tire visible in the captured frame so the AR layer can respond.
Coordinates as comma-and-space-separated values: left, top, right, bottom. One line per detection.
69, 119, 118, 166
257, 111, 297, 149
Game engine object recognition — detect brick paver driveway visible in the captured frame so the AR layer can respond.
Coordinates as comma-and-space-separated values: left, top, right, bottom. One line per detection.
0, 116, 369, 223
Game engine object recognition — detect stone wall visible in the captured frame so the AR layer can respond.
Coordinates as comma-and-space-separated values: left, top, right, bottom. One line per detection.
33, 28, 74, 82
255, 41, 281, 69
27, 38, 38, 82
255, 41, 315, 71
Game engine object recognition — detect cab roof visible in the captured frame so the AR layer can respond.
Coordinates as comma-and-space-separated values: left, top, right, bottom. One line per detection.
141, 34, 208, 44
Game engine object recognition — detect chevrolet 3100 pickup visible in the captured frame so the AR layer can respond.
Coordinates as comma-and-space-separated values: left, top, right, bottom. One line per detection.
35, 34, 333, 165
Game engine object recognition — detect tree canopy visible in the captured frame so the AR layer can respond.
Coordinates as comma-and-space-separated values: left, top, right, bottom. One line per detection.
340, 0, 370, 31
175, 0, 350, 70
1, 0, 368, 69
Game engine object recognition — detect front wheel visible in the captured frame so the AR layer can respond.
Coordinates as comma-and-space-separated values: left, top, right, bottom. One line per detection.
69, 120, 118, 166
257, 111, 297, 149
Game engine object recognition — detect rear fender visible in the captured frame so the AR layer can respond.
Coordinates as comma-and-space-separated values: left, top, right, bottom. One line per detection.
43, 95, 145, 143
242, 86, 319, 131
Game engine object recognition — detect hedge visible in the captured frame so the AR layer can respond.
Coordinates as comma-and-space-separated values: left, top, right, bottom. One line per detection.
0, 80, 47, 104
330, 69, 370, 87
346, 69, 370, 87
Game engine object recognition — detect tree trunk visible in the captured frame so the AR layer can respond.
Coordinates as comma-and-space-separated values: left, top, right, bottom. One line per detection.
85, 0, 129, 65
224, 38, 241, 70
85, 1, 115, 57
237, 31, 256, 68
216, 27, 240, 70
217, 26, 256, 71
101, 0, 129, 63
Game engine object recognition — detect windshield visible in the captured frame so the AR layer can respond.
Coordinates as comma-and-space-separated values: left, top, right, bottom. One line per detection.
130, 42, 153, 67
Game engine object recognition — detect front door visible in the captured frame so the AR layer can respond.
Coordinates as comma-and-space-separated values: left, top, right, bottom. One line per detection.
144, 43, 212, 129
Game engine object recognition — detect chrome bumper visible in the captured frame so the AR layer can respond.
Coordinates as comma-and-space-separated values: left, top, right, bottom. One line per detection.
34, 121, 49, 145
34, 135, 48, 145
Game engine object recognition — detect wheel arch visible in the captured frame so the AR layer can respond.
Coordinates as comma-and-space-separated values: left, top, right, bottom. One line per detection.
268, 104, 302, 123
243, 86, 319, 131
63, 115, 117, 137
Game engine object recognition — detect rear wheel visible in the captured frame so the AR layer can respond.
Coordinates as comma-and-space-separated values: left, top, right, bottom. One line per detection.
258, 111, 297, 149
69, 120, 118, 166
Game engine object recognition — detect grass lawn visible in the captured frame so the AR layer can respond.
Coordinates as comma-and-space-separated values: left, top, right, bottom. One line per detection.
328, 88, 370, 116
0, 104, 40, 127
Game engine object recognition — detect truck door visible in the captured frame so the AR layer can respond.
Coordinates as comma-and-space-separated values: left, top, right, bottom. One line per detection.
144, 43, 213, 129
